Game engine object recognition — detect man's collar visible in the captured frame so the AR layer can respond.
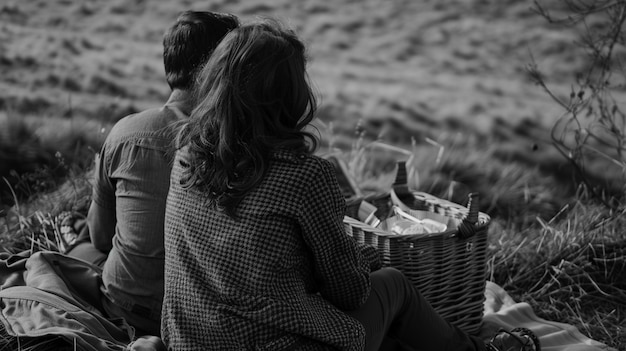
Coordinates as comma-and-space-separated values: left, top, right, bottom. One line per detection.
164, 89, 192, 116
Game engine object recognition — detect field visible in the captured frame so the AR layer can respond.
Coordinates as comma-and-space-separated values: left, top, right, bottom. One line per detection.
0, 0, 625, 349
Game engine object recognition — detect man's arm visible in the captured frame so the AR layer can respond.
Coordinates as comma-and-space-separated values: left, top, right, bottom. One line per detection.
87, 199, 116, 253
87, 150, 117, 254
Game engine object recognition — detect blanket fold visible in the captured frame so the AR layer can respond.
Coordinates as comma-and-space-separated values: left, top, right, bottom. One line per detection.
480, 281, 617, 351
0, 251, 133, 350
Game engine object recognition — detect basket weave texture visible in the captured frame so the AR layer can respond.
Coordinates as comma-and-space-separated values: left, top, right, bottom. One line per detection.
343, 190, 490, 336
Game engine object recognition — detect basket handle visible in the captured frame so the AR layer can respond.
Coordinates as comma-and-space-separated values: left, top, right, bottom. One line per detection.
457, 193, 479, 239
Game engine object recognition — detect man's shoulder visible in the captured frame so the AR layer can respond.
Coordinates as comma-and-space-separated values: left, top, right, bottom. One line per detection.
106, 107, 179, 142
113, 107, 176, 131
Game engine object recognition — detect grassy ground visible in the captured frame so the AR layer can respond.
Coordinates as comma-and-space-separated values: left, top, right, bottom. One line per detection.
2, 131, 624, 349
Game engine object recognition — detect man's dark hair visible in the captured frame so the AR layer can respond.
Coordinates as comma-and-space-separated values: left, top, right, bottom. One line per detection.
163, 11, 239, 90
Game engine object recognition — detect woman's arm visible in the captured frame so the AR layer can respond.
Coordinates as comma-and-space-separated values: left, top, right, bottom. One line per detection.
298, 158, 373, 311
356, 243, 382, 272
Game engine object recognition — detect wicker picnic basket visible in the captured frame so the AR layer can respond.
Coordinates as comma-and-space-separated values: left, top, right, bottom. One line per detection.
343, 162, 490, 336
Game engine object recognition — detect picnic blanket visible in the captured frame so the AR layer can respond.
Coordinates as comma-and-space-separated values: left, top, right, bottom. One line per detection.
0, 250, 133, 350
480, 281, 617, 351
0, 251, 617, 351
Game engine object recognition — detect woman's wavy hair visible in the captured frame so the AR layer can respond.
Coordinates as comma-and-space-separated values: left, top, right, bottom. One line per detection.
177, 19, 319, 217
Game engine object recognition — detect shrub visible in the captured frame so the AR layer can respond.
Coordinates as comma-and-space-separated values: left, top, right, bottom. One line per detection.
529, 0, 626, 209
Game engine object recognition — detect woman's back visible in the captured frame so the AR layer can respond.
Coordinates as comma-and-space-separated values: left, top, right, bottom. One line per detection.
162, 148, 371, 350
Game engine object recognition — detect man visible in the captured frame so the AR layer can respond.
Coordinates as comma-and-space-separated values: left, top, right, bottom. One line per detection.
67, 11, 239, 336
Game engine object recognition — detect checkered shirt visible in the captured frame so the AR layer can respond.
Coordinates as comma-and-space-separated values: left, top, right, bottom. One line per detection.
162, 148, 381, 350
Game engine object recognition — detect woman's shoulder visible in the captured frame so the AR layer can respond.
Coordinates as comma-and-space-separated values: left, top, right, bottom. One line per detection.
260, 151, 337, 206
270, 149, 333, 175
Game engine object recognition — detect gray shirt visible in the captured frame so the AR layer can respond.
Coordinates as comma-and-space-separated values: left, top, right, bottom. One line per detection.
89, 104, 186, 321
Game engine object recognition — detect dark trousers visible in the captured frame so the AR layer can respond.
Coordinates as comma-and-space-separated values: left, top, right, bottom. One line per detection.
346, 268, 486, 351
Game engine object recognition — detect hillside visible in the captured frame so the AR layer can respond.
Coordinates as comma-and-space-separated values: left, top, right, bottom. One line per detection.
0, 0, 580, 139
1, 0, 625, 210
2, 0, 603, 202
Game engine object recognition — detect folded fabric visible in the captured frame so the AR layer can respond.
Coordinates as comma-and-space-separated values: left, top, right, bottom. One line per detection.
0, 251, 617, 351
0, 251, 133, 350
481, 281, 617, 351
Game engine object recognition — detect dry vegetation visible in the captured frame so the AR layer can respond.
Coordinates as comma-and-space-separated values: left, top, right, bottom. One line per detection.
0, 0, 625, 349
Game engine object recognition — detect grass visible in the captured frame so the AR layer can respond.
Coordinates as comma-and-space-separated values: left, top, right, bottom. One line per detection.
0, 333, 77, 351
0, 110, 105, 207
0, 167, 92, 254
1, 121, 625, 350
489, 200, 626, 348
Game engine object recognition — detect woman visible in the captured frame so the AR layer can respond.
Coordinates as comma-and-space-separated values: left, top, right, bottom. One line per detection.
162, 19, 540, 351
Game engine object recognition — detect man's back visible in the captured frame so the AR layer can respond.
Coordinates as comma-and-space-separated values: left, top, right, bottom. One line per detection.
90, 106, 184, 334
66, 10, 240, 337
